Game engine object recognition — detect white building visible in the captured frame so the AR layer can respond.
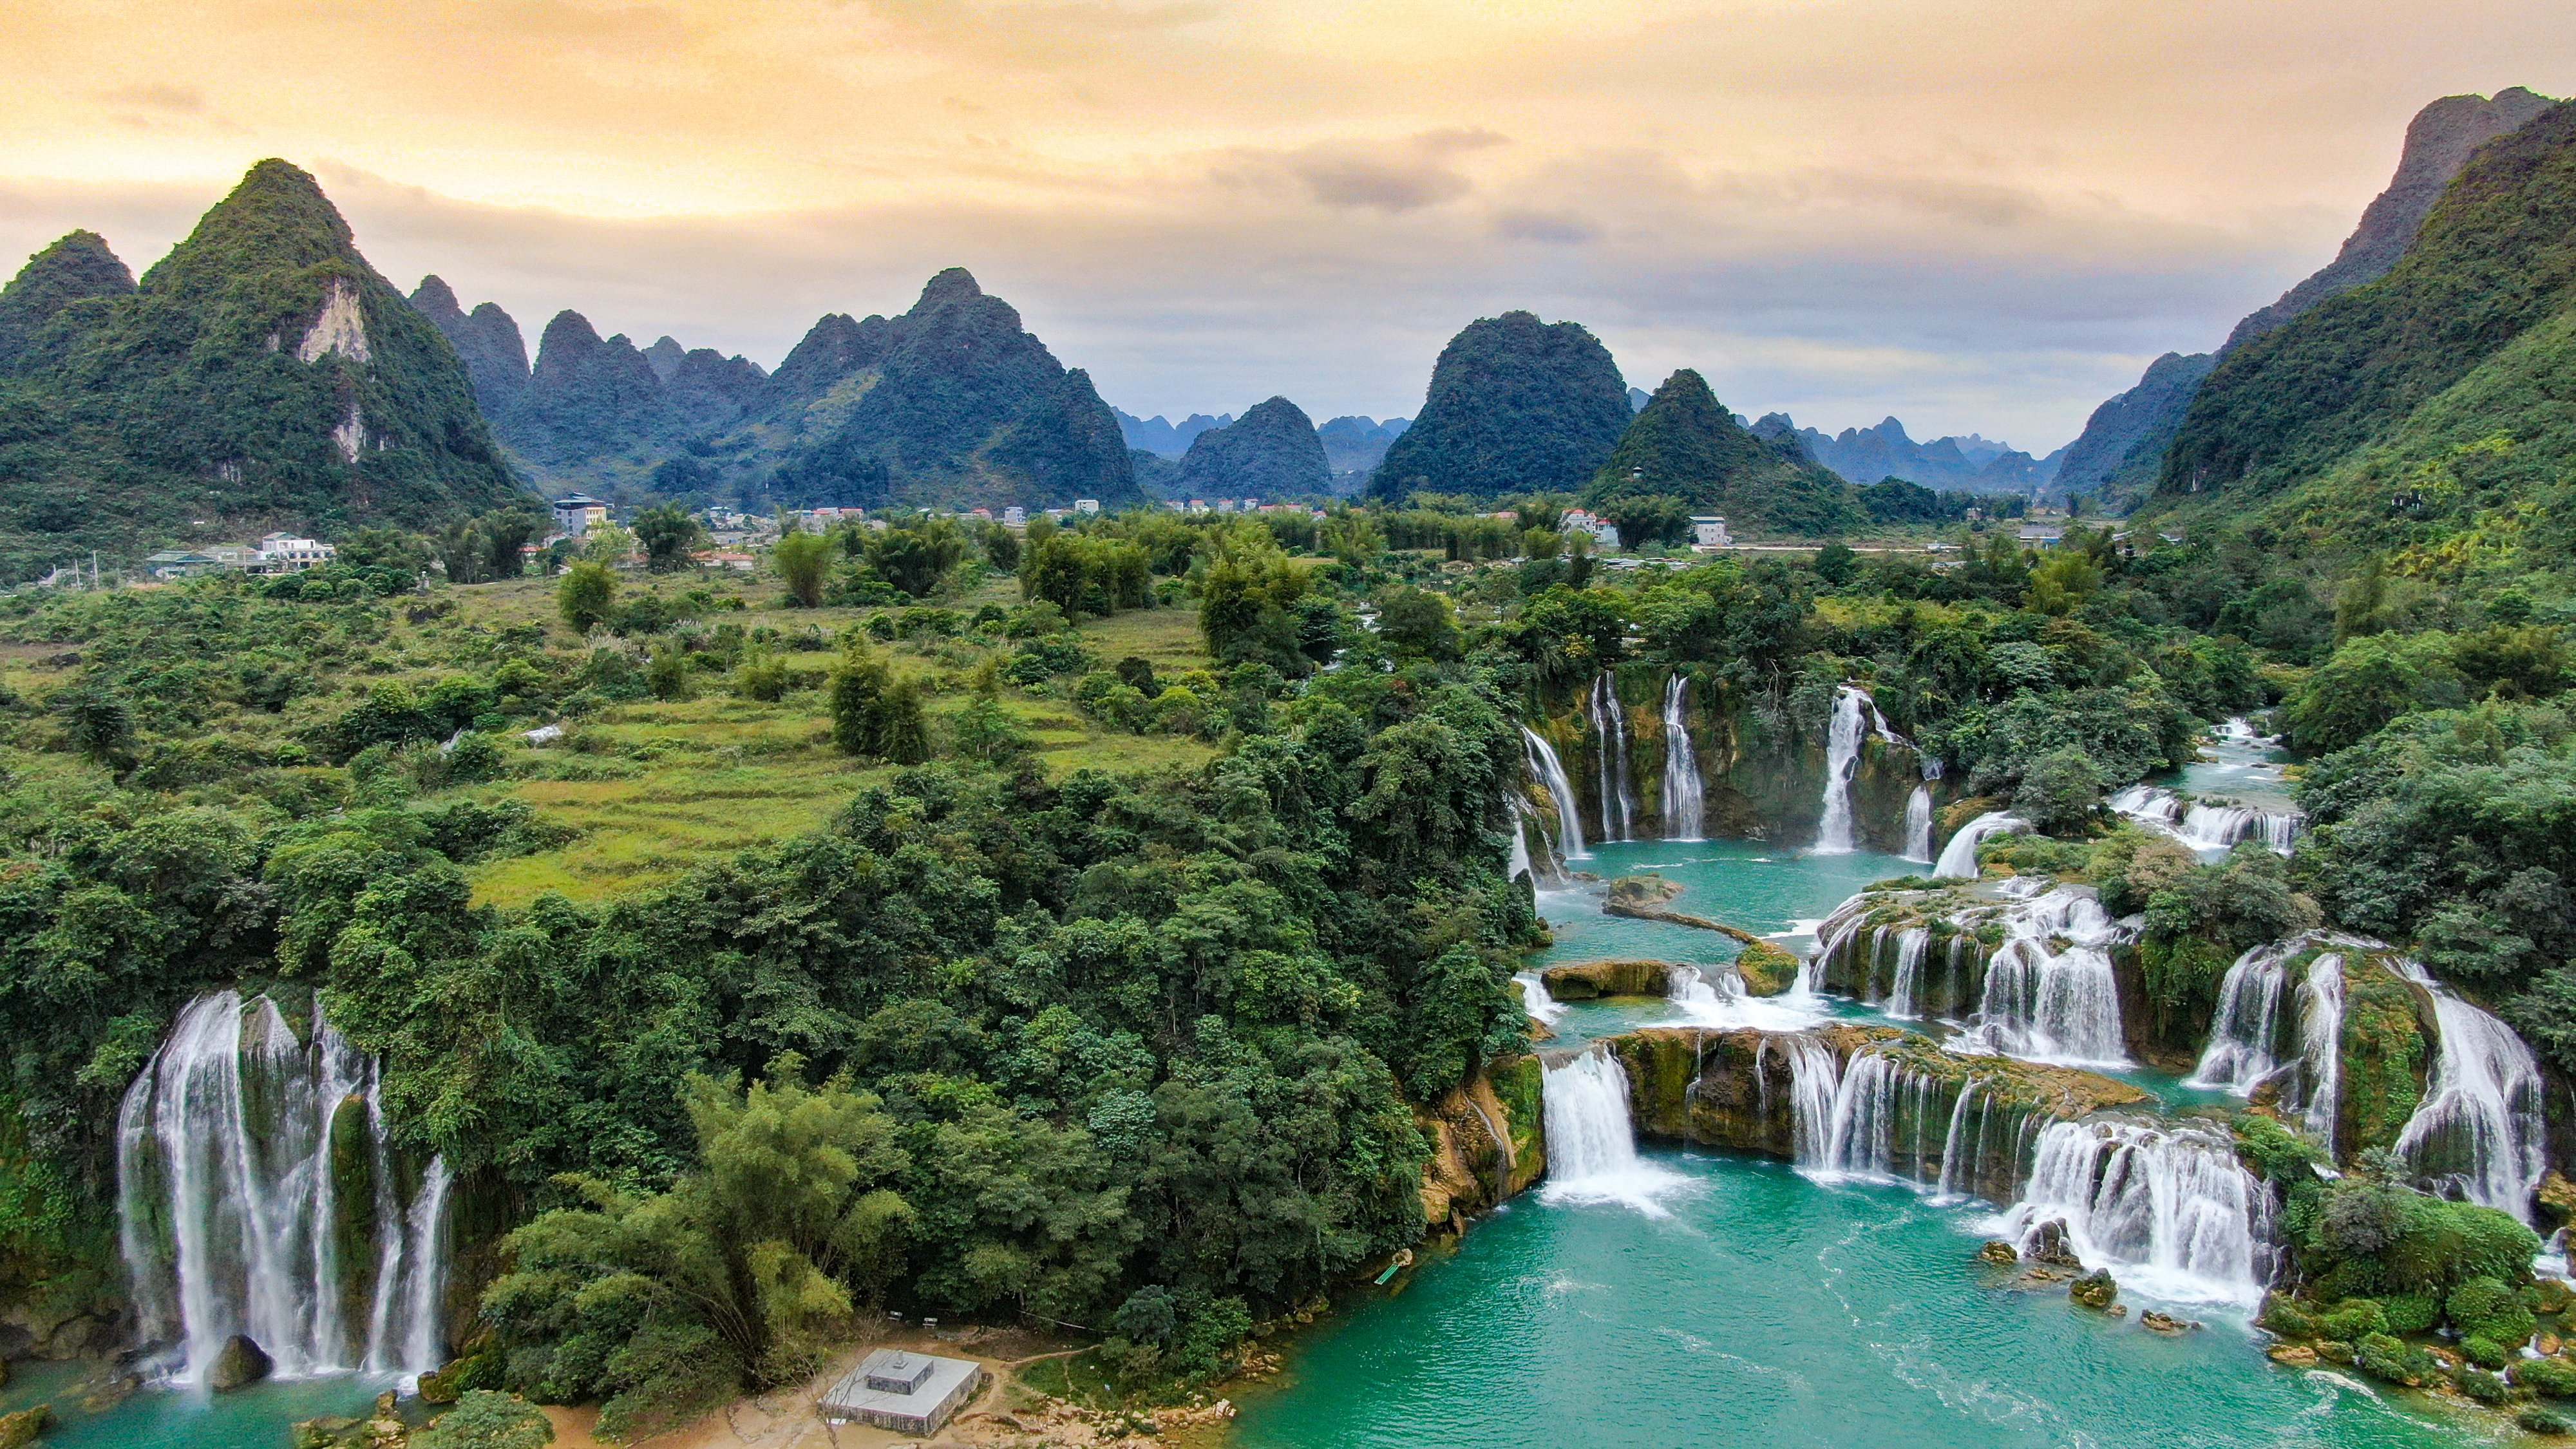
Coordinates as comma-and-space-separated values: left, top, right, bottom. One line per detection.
820, 1349, 983, 1435
257, 533, 337, 571
1689, 516, 1733, 551
1001, 506, 1027, 527
1559, 509, 1620, 547
1073, 498, 1101, 515
552, 494, 610, 537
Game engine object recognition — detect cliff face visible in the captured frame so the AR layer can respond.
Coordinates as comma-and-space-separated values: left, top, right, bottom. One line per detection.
2223, 88, 2557, 354
1418, 1055, 1546, 1226
1529, 670, 1937, 854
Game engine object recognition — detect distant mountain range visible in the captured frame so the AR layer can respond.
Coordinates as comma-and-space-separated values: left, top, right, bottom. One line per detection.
414, 268, 1137, 511
1115, 410, 1232, 458
1752, 414, 2061, 495
2059, 86, 2558, 511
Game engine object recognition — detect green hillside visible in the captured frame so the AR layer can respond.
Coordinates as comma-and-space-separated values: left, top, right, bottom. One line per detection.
2157, 100, 2576, 507
1584, 369, 1855, 535
0, 160, 527, 581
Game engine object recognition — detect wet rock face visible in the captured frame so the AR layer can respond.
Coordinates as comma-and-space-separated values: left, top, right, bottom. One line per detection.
1976, 1240, 2020, 1265
2026, 1219, 2081, 1268
0, 1405, 52, 1449
209, 1332, 274, 1391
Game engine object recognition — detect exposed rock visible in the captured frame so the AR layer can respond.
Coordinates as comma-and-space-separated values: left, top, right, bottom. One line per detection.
2069, 1270, 2118, 1309
2540, 1170, 2576, 1227
2107, 1304, 2128, 1319
1733, 939, 1801, 997
0, 1406, 48, 1449
1540, 960, 1671, 999
208, 1332, 274, 1391
293, 1416, 365, 1449
1976, 1240, 2019, 1265
2269, 1343, 2319, 1367
2026, 1219, 2081, 1269
2139, 1311, 2199, 1336
1605, 874, 1684, 907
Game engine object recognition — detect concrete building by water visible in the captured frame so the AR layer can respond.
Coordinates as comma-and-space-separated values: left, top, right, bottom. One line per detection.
819, 1348, 983, 1435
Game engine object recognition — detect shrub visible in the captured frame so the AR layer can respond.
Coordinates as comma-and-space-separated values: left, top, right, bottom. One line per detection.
2448, 1276, 2537, 1345
2456, 1366, 2512, 1405
2354, 1332, 2432, 1387
2520, 1357, 2576, 1397
2464, 1334, 2512, 1370
558, 562, 616, 632
2318, 1300, 2387, 1341
415, 1391, 554, 1449
772, 530, 835, 608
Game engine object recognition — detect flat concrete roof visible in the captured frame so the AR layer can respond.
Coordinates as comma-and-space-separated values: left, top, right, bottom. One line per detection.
820, 1348, 982, 1434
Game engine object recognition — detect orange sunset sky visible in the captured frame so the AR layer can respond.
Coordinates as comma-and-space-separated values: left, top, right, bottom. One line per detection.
4, 0, 2572, 446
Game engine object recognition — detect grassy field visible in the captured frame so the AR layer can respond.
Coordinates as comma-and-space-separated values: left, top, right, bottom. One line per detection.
4, 564, 1220, 909
455, 571, 1220, 906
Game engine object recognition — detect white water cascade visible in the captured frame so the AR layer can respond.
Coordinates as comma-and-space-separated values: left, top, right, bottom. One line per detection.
1521, 728, 1588, 860
1994, 1118, 2275, 1308
1660, 674, 1705, 842
1505, 800, 1539, 886
116, 991, 453, 1387
1515, 971, 1568, 1030
1932, 811, 2024, 880
1813, 687, 1869, 854
1782, 1041, 2025, 1202
1539, 1048, 1683, 1214
1588, 674, 1636, 843
2297, 956, 2347, 1154
2107, 784, 2302, 857
2391, 958, 2548, 1221
1947, 885, 2132, 1068
2186, 940, 2302, 1092
1900, 786, 1935, 864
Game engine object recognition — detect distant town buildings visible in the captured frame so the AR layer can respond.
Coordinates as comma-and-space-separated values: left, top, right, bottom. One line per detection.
552, 494, 610, 536
1558, 509, 1620, 547
1002, 506, 1027, 527
144, 533, 337, 580
1689, 516, 1733, 551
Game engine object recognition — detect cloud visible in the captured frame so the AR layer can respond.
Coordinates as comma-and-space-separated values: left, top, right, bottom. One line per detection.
95, 83, 205, 113
1217, 128, 1510, 213
1492, 208, 1596, 244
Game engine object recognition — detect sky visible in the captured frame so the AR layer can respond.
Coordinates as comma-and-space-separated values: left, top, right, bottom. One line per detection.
2, 2, 2570, 453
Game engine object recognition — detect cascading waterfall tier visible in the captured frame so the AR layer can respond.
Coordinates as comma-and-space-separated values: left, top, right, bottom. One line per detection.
1931, 811, 2023, 880
1521, 727, 1588, 861
1993, 1117, 2277, 1308
1812, 687, 1869, 854
1660, 674, 1705, 842
1539, 1047, 1683, 1215
1947, 884, 2132, 1068
2107, 785, 2302, 856
1901, 785, 1935, 864
1587, 673, 1637, 843
2184, 934, 2364, 1148
116, 990, 452, 1387
2391, 957, 2548, 1221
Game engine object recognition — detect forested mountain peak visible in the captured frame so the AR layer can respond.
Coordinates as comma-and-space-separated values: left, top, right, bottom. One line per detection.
406, 275, 530, 418
1586, 368, 1854, 534
0, 159, 525, 580
1171, 394, 1330, 498
1368, 309, 1631, 501
0, 229, 133, 368
2159, 96, 2576, 507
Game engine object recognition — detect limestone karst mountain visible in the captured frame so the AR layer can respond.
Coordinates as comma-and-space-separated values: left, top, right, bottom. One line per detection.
1370, 310, 1631, 501
1169, 396, 1331, 499
1589, 371, 1855, 535
0, 160, 524, 580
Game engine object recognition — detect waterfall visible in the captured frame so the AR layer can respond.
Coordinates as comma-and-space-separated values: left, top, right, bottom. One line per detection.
1660, 674, 1705, 842
116, 992, 453, 1387
1994, 1118, 2275, 1308
2107, 784, 2181, 826
1522, 728, 1588, 860
2298, 955, 2347, 1154
1588, 674, 1636, 843
2177, 803, 2303, 855
1505, 800, 1538, 886
1540, 1048, 1682, 1214
1883, 928, 1932, 1019
1784, 1040, 2016, 1202
1900, 786, 1935, 864
1932, 811, 2023, 880
1516, 971, 1567, 1029
1813, 687, 1868, 854
2186, 941, 2299, 1092
2391, 958, 2548, 1221
1947, 886, 2131, 1067
1665, 961, 1824, 1033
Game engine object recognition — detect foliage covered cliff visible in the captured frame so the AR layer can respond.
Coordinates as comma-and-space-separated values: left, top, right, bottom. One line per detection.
1370, 311, 1631, 502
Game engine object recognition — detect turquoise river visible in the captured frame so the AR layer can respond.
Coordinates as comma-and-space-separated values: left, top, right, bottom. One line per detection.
1227, 835, 2501, 1449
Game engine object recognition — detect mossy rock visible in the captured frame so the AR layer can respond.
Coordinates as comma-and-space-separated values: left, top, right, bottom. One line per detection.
1542, 960, 1670, 1000
2070, 1270, 2117, 1309
2338, 958, 2432, 1160
0, 1406, 48, 1449
1605, 874, 1684, 907
1734, 939, 1799, 997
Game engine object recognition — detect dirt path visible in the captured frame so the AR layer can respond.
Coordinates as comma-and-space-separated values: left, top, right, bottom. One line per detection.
535, 1328, 1237, 1449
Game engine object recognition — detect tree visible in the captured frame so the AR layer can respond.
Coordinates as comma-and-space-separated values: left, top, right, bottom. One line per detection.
1812, 542, 1859, 587
829, 652, 891, 755
1376, 587, 1463, 662
773, 529, 835, 608
983, 525, 1022, 572
557, 562, 617, 633
582, 523, 636, 567
2012, 746, 2105, 836
873, 679, 931, 765
1600, 493, 1688, 550
633, 504, 704, 573
949, 688, 1032, 764
866, 518, 967, 598
58, 681, 133, 766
